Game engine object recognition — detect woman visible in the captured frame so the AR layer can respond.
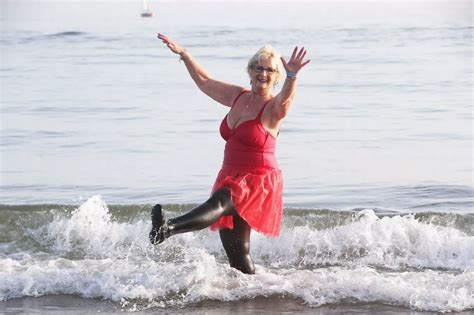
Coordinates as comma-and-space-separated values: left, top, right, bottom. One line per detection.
150, 33, 310, 274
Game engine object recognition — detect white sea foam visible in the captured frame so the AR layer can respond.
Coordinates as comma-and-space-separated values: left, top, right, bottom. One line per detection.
1, 255, 472, 312
31, 195, 150, 258
253, 209, 474, 271
1, 196, 473, 312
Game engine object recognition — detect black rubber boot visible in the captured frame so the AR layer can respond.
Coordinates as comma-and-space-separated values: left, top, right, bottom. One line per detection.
149, 204, 170, 244
149, 188, 235, 244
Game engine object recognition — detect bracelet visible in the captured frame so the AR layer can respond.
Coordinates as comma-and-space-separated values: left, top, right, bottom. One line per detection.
287, 71, 297, 79
179, 49, 187, 62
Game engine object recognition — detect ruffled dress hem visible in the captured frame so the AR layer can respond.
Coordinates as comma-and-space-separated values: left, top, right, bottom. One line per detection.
209, 165, 283, 237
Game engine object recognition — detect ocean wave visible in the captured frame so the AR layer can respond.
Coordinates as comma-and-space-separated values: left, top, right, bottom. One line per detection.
1, 196, 473, 311
260, 209, 473, 271
1, 254, 472, 312
3, 31, 124, 46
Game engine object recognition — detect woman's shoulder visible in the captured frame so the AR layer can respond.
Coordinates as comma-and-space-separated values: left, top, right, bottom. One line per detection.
231, 88, 250, 108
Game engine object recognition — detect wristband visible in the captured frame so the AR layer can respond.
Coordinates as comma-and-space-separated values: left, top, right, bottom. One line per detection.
287, 71, 297, 79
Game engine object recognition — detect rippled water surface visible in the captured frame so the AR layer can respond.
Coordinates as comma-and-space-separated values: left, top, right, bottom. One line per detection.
1, 0, 473, 313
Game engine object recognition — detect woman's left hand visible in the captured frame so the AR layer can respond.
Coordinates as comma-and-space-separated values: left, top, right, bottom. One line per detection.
281, 47, 311, 75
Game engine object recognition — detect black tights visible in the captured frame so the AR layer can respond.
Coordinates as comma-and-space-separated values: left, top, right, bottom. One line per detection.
150, 188, 255, 274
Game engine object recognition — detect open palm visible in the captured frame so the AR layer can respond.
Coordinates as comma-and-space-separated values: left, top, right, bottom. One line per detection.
157, 33, 184, 55
281, 47, 310, 74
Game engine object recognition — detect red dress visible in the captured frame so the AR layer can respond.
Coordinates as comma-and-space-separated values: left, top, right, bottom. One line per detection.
210, 90, 283, 236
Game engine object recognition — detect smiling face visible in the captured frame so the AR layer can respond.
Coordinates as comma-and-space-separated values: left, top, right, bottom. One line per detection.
246, 45, 283, 92
250, 57, 278, 92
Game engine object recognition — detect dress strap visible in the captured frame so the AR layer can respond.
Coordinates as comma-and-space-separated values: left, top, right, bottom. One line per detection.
231, 89, 248, 108
256, 100, 271, 120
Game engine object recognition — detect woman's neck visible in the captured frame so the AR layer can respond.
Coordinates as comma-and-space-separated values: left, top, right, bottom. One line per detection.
250, 87, 272, 101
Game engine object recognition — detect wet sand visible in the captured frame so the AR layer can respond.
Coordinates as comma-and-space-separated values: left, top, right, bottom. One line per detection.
1, 295, 466, 314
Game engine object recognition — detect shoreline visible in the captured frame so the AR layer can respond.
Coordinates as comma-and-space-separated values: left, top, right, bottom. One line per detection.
0, 295, 464, 314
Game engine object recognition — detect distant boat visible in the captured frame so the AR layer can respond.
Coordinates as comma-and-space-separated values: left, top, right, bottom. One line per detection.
141, 0, 153, 17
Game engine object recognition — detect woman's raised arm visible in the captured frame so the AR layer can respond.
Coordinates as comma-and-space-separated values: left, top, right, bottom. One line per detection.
272, 47, 311, 119
157, 33, 243, 107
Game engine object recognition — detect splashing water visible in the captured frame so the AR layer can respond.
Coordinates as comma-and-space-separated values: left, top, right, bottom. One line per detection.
1, 196, 473, 312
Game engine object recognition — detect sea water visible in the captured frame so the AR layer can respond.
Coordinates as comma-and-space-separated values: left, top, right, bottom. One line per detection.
0, 197, 473, 312
1, 0, 473, 313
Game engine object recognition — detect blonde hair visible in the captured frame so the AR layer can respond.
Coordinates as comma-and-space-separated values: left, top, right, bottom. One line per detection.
246, 45, 283, 86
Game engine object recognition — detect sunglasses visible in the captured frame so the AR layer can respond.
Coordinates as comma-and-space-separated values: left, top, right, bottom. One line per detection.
253, 65, 277, 74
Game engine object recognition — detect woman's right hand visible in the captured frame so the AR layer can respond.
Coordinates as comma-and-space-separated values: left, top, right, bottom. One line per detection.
157, 33, 185, 55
